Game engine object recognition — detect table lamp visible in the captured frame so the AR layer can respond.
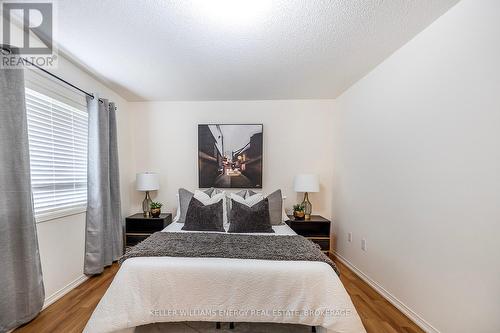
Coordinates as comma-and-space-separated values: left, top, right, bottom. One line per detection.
136, 172, 160, 217
293, 174, 319, 220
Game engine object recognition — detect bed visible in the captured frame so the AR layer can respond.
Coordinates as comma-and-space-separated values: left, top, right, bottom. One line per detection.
83, 220, 366, 333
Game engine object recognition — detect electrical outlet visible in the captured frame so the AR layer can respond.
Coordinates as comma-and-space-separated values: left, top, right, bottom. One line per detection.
361, 239, 367, 251
347, 232, 352, 242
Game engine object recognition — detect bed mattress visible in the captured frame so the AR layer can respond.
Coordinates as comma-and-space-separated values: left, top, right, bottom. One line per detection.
84, 224, 366, 333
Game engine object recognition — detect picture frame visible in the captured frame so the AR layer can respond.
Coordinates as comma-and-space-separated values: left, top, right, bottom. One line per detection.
198, 124, 263, 188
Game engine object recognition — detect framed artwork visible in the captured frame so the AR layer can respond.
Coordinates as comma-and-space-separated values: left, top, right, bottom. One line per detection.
198, 124, 263, 188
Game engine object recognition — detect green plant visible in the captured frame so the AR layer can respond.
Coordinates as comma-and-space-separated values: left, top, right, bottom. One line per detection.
293, 203, 304, 212
150, 201, 163, 209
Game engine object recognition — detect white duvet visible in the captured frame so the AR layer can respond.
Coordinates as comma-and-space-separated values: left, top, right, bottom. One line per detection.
83, 224, 366, 333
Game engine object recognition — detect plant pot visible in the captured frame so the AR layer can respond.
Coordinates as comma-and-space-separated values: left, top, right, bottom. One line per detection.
293, 211, 305, 220
150, 208, 161, 218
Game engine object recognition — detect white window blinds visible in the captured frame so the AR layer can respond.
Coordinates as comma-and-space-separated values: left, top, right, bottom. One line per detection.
25, 88, 88, 221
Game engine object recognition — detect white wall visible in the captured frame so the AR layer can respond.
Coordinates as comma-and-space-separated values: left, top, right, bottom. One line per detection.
35, 213, 87, 305
129, 100, 335, 220
331, 0, 500, 332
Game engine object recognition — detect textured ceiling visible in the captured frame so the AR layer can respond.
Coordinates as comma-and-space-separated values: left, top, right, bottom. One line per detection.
54, 0, 459, 101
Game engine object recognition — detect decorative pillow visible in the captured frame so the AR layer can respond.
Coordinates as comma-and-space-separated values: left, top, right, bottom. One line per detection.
246, 189, 258, 198
232, 189, 255, 199
203, 187, 216, 197
212, 188, 223, 195
267, 189, 285, 226
194, 190, 227, 225
228, 198, 274, 233
182, 198, 224, 232
176, 187, 215, 223
225, 189, 285, 226
194, 189, 224, 203
226, 191, 258, 220
221, 190, 247, 225
230, 192, 265, 207
234, 189, 248, 198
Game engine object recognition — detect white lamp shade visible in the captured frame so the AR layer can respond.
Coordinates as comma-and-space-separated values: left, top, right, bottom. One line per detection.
136, 172, 160, 191
293, 174, 320, 193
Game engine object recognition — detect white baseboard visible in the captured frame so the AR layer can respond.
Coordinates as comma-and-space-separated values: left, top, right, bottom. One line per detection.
333, 251, 440, 333
43, 274, 89, 309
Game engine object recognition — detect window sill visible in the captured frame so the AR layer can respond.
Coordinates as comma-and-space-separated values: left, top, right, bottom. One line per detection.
35, 207, 87, 224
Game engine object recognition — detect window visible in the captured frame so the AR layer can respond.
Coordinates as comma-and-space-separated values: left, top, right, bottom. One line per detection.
25, 88, 88, 222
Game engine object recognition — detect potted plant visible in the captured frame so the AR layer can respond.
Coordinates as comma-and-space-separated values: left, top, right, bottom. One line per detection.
293, 204, 305, 220
150, 202, 163, 218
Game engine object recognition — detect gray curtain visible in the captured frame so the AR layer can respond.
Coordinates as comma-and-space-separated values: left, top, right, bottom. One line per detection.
0, 58, 45, 331
84, 95, 123, 275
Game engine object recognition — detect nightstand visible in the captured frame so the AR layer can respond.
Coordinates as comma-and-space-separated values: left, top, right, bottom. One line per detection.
286, 215, 331, 254
125, 213, 172, 248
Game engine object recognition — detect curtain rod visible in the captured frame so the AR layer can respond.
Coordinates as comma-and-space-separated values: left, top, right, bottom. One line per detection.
22, 57, 97, 100
1, 45, 110, 105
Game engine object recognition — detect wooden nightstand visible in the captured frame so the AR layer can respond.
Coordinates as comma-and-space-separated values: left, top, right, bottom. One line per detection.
286, 215, 331, 254
125, 213, 172, 248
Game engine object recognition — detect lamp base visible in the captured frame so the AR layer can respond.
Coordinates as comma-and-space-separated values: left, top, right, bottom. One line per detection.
301, 192, 312, 220
142, 191, 152, 217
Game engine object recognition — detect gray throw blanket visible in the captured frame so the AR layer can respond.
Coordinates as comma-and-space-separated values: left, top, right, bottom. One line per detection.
120, 232, 339, 276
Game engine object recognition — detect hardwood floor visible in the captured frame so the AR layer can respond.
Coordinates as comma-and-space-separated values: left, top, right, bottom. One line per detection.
14, 264, 119, 333
14, 258, 423, 333
334, 259, 424, 333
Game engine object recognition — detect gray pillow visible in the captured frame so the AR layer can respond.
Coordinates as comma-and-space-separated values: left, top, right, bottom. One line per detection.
226, 190, 248, 213
226, 189, 284, 226
246, 190, 258, 198
177, 188, 214, 223
267, 189, 284, 226
211, 188, 237, 222
182, 198, 225, 232
203, 187, 216, 196
228, 198, 274, 233
235, 190, 248, 198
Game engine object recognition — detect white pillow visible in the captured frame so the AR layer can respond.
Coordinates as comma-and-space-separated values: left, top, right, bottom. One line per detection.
230, 192, 265, 207
228, 191, 290, 222
193, 190, 227, 225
